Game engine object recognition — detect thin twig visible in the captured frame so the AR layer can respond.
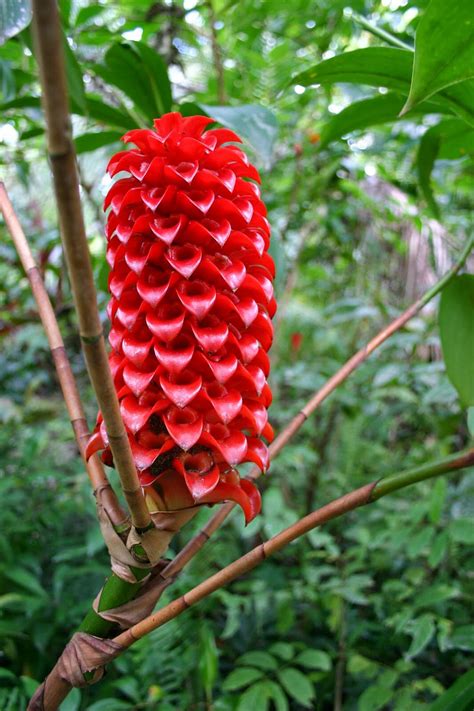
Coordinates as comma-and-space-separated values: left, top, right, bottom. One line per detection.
31, 0, 150, 530
0, 183, 126, 527
160, 231, 474, 573
113, 447, 474, 648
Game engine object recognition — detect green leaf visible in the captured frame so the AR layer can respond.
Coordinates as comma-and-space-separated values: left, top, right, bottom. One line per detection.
87, 701, 131, 711
237, 651, 278, 671
439, 275, 474, 406
269, 642, 295, 661
83, 97, 136, 131
264, 681, 289, 711
292, 47, 414, 93
417, 118, 474, 217
429, 668, 474, 711
417, 126, 441, 218
428, 477, 447, 524
292, 48, 474, 126
406, 615, 435, 659
402, 0, 474, 114
198, 626, 218, 698
0, 0, 32, 45
358, 683, 394, 711
319, 92, 446, 148
222, 667, 264, 691
4, 568, 47, 598
93, 41, 171, 122
130, 41, 172, 115
199, 103, 278, 169
74, 131, 122, 154
277, 668, 315, 708
443, 625, 474, 652
236, 682, 270, 711
296, 649, 332, 671
75, 5, 106, 28
449, 517, 474, 544
428, 531, 449, 568
62, 31, 86, 113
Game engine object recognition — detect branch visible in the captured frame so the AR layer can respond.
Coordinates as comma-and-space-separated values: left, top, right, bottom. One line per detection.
0, 183, 126, 528
114, 447, 474, 646
160, 230, 474, 573
31, 0, 150, 530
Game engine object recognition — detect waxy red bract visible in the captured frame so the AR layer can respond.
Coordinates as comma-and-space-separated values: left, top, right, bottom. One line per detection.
86, 112, 275, 523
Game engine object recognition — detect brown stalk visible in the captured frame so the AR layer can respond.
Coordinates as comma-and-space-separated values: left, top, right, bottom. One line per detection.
0, 183, 126, 527
31, 0, 150, 529
114, 446, 474, 646
114, 484, 376, 648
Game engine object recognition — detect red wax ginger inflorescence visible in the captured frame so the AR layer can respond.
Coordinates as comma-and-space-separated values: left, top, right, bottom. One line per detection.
86, 112, 275, 523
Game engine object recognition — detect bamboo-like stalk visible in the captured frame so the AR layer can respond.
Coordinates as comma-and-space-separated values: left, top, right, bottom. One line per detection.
28, 444, 474, 711
113, 448, 474, 648
167, 231, 474, 569
31, 0, 150, 530
0, 183, 126, 527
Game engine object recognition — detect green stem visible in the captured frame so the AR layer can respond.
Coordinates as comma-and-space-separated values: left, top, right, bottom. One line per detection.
351, 12, 413, 52
78, 567, 150, 637
371, 448, 474, 501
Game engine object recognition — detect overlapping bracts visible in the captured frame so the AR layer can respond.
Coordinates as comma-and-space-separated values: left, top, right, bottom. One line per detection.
86, 112, 275, 523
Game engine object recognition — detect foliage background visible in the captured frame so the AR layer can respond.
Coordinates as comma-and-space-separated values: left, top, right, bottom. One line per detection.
0, 0, 473, 709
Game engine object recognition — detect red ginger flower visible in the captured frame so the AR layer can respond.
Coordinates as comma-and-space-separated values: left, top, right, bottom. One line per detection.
86, 112, 275, 523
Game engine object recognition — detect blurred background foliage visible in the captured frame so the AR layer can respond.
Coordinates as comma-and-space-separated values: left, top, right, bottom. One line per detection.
0, 0, 473, 709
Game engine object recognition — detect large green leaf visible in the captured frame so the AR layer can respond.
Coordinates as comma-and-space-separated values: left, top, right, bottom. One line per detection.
293, 47, 414, 93
0, 0, 31, 45
292, 48, 474, 126
199, 103, 278, 168
429, 668, 474, 711
319, 92, 448, 148
439, 274, 474, 407
93, 41, 172, 123
130, 41, 172, 115
402, 0, 474, 114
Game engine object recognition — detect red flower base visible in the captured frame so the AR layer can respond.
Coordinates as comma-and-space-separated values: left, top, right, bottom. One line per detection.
86, 112, 275, 523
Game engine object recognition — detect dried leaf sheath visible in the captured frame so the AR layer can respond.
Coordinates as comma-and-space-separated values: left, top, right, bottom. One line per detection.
87, 113, 275, 522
